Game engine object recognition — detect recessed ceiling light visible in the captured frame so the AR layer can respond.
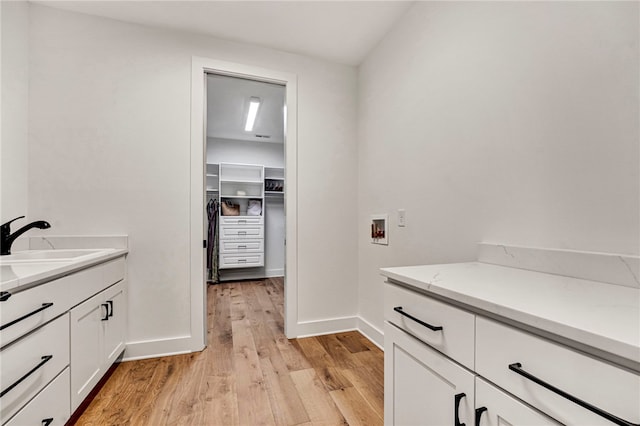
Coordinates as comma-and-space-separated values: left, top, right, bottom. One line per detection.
244, 97, 261, 132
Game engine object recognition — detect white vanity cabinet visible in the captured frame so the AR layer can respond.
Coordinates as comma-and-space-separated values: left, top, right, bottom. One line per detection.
383, 278, 640, 426
0, 255, 127, 425
70, 279, 127, 410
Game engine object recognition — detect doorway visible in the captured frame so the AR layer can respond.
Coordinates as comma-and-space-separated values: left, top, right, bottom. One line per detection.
206, 74, 285, 283
190, 58, 298, 350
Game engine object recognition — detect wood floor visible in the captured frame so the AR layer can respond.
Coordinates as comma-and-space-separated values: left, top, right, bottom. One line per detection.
74, 278, 384, 425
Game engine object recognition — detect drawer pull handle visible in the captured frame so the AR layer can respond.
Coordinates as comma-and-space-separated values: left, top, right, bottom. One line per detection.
42, 418, 54, 426
0, 303, 54, 331
238, 245, 247, 249
101, 303, 110, 321
0, 291, 11, 301
454, 393, 466, 426
474, 407, 487, 426
238, 231, 247, 235
508, 363, 639, 426
0, 355, 53, 398
393, 306, 443, 331
237, 259, 247, 263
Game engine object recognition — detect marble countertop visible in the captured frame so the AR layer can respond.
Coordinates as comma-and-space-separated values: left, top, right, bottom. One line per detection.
381, 262, 640, 367
0, 248, 128, 293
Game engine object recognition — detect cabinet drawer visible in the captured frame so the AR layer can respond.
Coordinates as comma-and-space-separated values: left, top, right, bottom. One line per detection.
476, 317, 640, 425
220, 226, 264, 239
220, 239, 264, 254
5, 367, 70, 426
0, 257, 125, 347
0, 314, 70, 422
384, 282, 475, 368
475, 378, 560, 425
220, 216, 263, 226
219, 253, 264, 269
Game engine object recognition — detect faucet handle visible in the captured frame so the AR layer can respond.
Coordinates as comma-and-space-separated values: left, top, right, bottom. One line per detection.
1, 216, 25, 230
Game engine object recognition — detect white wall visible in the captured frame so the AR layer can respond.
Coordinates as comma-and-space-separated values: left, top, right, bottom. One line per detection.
1, 1, 29, 222
206, 137, 284, 168
27, 4, 358, 357
357, 2, 640, 338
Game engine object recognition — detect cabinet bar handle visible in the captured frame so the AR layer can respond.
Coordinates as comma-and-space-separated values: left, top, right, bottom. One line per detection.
0, 291, 11, 301
101, 303, 110, 321
0, 355, 53, 398
238, 245, 247, 249
475, 407, 487, 426
107, 300, 114, 318
0, 303, 53, 331
454, 393, 466, 426
42, 418, 54, 426
508, 362, 639, 426
393, 306, 443, 331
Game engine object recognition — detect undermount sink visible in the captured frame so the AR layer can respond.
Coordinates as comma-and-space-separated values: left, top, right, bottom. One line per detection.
0, 249, 104, 264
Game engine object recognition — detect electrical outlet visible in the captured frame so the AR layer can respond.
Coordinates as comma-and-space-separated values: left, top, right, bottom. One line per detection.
398, 209, 406, 227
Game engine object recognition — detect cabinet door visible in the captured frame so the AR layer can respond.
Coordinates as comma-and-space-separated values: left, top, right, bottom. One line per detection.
475, 378, 561, 425
102, 280, 127, 366
70, 291, 105, 411
384, 322, 475, 426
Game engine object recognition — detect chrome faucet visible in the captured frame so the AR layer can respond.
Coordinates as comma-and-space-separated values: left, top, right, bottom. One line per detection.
0, 216, 51, 255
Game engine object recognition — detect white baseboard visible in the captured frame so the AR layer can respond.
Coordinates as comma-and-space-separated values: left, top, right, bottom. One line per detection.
296, 315, 358, 338
265, 268, 284, 277
122, 315, 383, 362
357, 316, 384, 350
122, 335, 201, 361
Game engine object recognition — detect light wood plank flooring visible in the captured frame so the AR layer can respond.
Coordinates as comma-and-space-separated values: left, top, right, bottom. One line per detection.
74, 278, 384, 425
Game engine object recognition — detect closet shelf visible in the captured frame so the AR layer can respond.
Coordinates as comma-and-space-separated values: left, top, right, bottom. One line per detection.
265, 191, 285, 196
220, 179, 263, 184
207, 188, 219, 192
220, 194, 261, 199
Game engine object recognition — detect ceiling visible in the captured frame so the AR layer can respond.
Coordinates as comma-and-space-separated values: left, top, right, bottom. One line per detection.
34, 1, 414, 66
207, 74, 285, 143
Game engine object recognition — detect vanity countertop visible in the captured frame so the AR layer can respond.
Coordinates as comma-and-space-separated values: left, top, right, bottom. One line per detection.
0, 248, 128, 293
381, 262, 640, 368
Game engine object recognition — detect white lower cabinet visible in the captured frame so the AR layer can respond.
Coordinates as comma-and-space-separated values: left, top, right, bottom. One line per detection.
475, 378, 560, 426
70, 279, 127, 410
384, 279, 640, 426
384, 323, 475, 426
5, 368, 70, 426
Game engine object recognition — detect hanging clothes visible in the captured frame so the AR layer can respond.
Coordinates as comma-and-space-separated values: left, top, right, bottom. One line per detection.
207, 197, 220, 283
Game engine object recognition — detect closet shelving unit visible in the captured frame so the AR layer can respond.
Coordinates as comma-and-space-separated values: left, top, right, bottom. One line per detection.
218, 163, 265, 269
206, 163, 219, 194
264, 166, 285, 197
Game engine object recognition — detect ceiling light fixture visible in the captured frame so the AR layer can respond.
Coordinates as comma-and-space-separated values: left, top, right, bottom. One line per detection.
244, 97, 261, 132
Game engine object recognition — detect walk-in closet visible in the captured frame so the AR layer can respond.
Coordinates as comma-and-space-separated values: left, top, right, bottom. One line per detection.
205, 74, 286, 283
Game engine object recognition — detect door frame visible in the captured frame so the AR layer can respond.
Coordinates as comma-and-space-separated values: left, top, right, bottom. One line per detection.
189, 57, 298, 349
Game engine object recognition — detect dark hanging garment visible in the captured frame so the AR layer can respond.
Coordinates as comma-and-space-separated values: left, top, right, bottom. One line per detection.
207, 198, 220, 283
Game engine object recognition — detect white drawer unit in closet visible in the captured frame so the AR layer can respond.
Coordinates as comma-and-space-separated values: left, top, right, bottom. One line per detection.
220, 216, 263, 226
219, 239, 264, 254
220, 253, 265, 268
219, 225, 264, 239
